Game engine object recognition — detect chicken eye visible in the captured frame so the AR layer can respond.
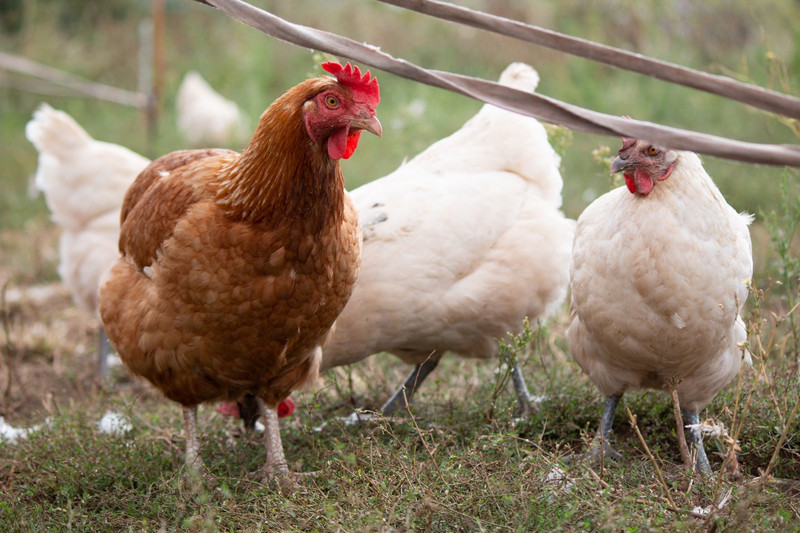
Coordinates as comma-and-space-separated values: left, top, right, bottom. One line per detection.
324, 95, 340, 109
647, 146, 659, 156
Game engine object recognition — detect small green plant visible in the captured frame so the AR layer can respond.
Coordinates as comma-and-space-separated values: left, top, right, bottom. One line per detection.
487, 317, 552, 420
762, 169, 800, 369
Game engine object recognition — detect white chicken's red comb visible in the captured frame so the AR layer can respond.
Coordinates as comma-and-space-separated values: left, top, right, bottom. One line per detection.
322, 61, 380, 106
619, 115, 637, 150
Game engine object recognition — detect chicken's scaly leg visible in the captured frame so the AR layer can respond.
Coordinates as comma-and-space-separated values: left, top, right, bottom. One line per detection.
682, 409, 713, 476
510, 364, 538, 418
182, 406, 203, 469
379, 358, 440, 416
315, 358, 440, 430
256, 397, 291, 487
588, 395, 623, 462
97, 326, 110, 376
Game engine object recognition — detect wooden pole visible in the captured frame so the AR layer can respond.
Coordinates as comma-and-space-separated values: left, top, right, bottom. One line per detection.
149, 0, 167, 147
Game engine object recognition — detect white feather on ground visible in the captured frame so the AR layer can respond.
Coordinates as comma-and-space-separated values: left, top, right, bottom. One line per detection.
321, 62, 574, 377
176, 71, 250, 148
0, 416, 45, 445
25, 103, 150, 316
97, 411, 132, 435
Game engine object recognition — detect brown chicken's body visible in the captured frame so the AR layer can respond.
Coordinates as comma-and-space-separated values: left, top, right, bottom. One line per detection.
99, 66, 380, 485
102, 151, 360, 408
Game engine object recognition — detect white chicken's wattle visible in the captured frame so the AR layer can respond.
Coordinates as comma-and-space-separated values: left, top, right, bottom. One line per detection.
567, 137, 753, 474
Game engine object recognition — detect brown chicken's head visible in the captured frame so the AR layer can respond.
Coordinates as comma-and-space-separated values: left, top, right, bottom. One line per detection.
303, 62, 382, 161
610, 136, 678, 196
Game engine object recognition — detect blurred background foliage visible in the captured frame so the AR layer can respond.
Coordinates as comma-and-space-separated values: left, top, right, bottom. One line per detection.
1, 0, 798, 282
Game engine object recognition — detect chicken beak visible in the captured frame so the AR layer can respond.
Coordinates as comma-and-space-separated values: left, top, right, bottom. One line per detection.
350, 114, 383, 137
609, 156, 626, 175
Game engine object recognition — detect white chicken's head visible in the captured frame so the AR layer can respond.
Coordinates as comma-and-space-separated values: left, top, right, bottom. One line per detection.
610, 137, 679, 196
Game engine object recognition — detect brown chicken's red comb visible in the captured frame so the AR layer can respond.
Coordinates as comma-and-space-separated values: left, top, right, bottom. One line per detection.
322, 61, 380, 105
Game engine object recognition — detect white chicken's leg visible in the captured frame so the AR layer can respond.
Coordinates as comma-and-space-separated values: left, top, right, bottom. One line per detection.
682, 409, 713, 476
510, 364, 538, 417
588, 395, 623, 462
182, 406, 203, 469
381, 360, 537, 418
379, 358, 441, 416
256, 397, 290, 486
324, 358, 536, 429
315, 359, 441, 430
97, 326, 110, 376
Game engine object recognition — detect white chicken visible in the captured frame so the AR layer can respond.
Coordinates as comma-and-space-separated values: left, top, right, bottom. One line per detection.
307, 61, 573, 420
25, 103, 150, 373
176, 71, 250, 148
567, 136, 753, 475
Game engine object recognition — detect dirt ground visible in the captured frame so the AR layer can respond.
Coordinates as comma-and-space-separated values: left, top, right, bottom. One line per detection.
0, 281, 154, 424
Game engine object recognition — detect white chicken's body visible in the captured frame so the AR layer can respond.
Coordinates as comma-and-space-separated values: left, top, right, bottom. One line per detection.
176, 71, 249, 148
322, 62, 574, 372
26, 104, 150, 315
568, 151, 752, 413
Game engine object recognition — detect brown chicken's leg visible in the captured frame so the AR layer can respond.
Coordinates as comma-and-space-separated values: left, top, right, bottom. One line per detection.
256, 397, 291, 488
182, 406, 205, 471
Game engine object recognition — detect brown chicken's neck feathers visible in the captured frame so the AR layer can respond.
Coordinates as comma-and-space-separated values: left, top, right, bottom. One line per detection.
214, 78, 344, 229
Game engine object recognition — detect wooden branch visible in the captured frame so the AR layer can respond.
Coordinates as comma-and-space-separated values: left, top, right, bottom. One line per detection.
625, 405, 678, 510
667, 378, 693, 472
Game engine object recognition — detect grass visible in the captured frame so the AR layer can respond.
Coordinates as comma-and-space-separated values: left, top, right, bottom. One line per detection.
0, 306, 798, 531
1, 0, 799, 530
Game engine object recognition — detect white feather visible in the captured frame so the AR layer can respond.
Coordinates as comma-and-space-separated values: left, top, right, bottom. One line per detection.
0, 416, 44, 445
97, 411, 132, 435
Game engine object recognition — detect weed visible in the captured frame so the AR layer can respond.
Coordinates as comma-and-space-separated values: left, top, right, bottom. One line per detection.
762, 169, 800, 372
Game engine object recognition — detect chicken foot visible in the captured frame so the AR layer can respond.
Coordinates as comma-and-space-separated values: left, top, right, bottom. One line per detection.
319, 358, 537, 429
314, 358, 441, 429
379, 358, 440, 416
256, 397, 293, 489
510, 363, 539, 418
681, 409, 713, 476
182, 405, 209, 479
586, 394, 624, 463
562, 395, 623, 466
380, 359, 537, 418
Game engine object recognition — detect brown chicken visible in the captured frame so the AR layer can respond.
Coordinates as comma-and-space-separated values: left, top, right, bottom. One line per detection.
98, 62, 381, 485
